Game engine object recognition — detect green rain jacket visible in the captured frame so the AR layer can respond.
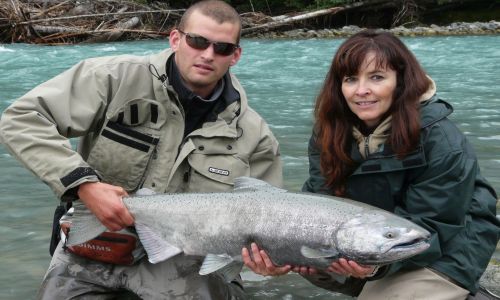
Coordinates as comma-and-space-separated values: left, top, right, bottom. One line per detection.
303, 96, 499, 293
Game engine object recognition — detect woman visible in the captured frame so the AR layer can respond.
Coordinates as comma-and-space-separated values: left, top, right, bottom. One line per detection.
244, 30, 499, 299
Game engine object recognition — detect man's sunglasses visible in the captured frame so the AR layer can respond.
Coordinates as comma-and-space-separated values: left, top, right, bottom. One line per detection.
177, 29, 239, 56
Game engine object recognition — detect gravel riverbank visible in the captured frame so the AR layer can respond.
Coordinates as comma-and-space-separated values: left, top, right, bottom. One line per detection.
247, 21, 500, 39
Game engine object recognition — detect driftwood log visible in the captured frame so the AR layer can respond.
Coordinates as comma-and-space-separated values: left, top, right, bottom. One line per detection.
242, 7, 345, 35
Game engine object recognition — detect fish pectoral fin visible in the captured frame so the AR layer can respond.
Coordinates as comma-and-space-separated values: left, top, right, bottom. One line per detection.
199, 253, 243, 282
219, 261, 244, 283
135, 223, 182, 264
300, 246, 339, 259
330, 273, 348, 284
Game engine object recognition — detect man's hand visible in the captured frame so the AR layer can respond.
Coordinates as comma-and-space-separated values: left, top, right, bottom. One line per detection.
77, 182, 134, 231
242, 243, 292, 276
328, 258, 377, 279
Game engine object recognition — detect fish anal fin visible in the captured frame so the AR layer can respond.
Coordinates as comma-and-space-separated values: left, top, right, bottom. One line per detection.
135, 222, 182, 264
199, 253, 243, 282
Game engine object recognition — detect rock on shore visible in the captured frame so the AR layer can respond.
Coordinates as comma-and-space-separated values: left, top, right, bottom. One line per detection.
247, 21, 500, 39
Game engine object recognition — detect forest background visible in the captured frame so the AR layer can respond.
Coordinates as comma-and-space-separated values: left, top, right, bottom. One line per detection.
1, 0, 499, 44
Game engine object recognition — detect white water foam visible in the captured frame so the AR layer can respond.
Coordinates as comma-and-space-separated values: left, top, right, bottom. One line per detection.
0, 46, 14, 52
478, 135, 500, 141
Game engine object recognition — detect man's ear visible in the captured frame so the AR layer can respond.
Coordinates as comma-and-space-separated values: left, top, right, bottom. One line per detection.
230, 47, 242, 66
169, 29, 181, 51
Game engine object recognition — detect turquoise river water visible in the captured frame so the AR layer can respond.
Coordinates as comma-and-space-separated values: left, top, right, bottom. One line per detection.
0, 35, 499, 299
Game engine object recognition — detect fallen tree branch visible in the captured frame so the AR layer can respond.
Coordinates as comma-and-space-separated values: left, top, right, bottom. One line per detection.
34, 27, 170, 44
8, 9, 184, 27
31, 0, 71, 18
32, 24, 82, 34
85, 16, 140, 42
32, 19, 169, 36
9, 0, 22, 17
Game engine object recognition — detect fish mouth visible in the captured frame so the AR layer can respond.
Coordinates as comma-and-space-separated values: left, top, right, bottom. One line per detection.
345, 237, 430, 265
357, 237, 431, 265
388, 237, 430, 254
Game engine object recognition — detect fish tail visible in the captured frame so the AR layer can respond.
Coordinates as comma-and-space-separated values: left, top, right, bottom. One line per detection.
66, 201, 107, 246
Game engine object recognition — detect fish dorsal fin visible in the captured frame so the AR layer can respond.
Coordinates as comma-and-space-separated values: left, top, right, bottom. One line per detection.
135, 222, 182, 264
233, 177, 286, 193
199, 253, 243, 282
300, 246, 339, 259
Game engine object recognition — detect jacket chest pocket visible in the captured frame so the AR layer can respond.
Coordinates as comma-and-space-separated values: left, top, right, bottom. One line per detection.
87, 99, 166, 191
186, 142, 250, 192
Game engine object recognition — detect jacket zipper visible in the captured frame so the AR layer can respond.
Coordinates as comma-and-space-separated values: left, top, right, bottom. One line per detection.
364, 136, 370, 158
137, 145, 158, 190
183, 166, 191, 183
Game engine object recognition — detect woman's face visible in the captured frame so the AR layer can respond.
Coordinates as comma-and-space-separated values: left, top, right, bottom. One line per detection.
341, 52, 397, 129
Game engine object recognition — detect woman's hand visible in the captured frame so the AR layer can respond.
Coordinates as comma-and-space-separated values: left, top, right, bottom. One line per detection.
291, 265, 318, 276
328, 258, 377, 279
242, 243, 292, 276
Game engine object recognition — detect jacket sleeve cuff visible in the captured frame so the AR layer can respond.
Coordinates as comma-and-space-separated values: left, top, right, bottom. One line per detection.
60, 167, 100, 201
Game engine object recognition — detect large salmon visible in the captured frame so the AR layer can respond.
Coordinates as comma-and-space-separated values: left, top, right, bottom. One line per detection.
66, 177, 430, 281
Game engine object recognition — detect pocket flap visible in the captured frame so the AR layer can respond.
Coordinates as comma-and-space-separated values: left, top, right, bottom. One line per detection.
188, 154, 249, 184
108, 98, 167, 129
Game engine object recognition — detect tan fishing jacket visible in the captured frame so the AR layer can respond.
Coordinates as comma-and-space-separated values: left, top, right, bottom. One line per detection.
0, 49, 283, 199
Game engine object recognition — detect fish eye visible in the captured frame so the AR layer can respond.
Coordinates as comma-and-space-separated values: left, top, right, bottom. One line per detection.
385, 232, 395, 239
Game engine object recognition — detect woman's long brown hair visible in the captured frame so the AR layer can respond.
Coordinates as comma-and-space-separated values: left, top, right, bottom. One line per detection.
314, 30, 430, 195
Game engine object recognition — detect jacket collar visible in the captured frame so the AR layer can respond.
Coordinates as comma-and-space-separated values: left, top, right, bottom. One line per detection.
420, 96, 453, 129
418, 76, 453, 128
352, 116, 391, 159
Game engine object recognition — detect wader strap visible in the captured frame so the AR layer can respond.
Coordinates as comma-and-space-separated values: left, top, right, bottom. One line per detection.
49, 201, 72, 256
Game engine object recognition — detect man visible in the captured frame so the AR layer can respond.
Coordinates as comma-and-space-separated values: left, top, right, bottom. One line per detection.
0, 0, 282, 298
